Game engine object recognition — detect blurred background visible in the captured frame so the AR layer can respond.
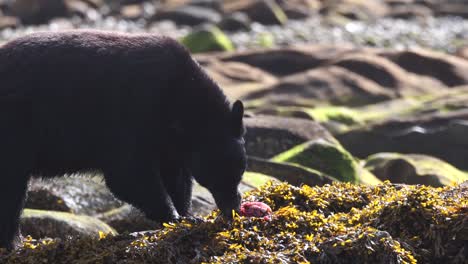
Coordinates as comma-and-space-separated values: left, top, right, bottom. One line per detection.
1, 0, 467, 253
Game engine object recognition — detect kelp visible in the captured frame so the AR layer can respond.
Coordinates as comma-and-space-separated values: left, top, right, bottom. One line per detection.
1, 181, 466, 264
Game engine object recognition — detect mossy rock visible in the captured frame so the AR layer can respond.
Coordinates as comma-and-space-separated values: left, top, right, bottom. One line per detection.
242, 171, 278, 188
272, 139, 379, 184
20, 209, 117, 240
364, 153, 468, 186
180, 25, 234, 53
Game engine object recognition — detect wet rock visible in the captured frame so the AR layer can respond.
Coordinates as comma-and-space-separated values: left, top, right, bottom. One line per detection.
337, 114, 468, 170
120, 4, 143, 20
364, 153, 468, 186
247, 156, 335, 186
243, 65, 394, 107
329, 53, 445, 96
386, 4, 433, 19
95, 204, 159, 233
272, 139, 381, 185
152, 5, 221, 26
455, 46, 468, 60
26, 176, 123, 216
224, 0, 287, 25
218, 12, 251, 32
276, 0, 320, 19
190, 0, 223, 12
219, 45, 355, 76
197, 59, 277, 99
181, 25, 234, 53
20, 209, 117, 240
8, 0, 68, 24
320, 0, 388, 21
433, 3, 468, 18
25, 189, 71, 212
244, 115, 337, 158
0, 15, 19, 30
379, 49, 468, 87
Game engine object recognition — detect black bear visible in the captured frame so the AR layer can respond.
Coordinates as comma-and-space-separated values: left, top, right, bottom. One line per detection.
0, 30, 247, 249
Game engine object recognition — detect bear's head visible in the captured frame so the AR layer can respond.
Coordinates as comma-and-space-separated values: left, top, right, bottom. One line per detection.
190, 100, 247, 217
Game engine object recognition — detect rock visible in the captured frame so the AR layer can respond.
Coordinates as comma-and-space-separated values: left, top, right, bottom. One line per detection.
364, 153, 468, 186
219, 45, 355, 76
224, 0, 287, 25
20, 209, 117, 240
247, 156, 335, 186
337, 113, 468, 171
0, 15, 19, 30
95, 204, 159, 233
120, 4, 143, 20
271, 139, 381, 184
190, 0, 223, 12
320, 0, 388, 21
8, 0, 68, 24
433, 3, 468, 18
218, 12, 251, 32
242, 65, 394, 107
386, 4, 433, 19
455, 46, 468, 60
181, 25, 234, 53
328, 53, 445, 97
244, 115, 338, 158
379, 49, 468, 87
276, 0, 320, 19
26, 176, 123, 216
152, 5, 221, 26
25, 189, 71, 212
197, 59, 277, 99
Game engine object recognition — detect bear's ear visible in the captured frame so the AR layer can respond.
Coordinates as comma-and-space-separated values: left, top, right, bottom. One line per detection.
231, 100, 244, 137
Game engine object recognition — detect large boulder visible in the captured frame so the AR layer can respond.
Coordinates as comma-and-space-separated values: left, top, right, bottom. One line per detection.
247, 156, 335, 186
243, 65, 394, 107
26, 176, 123, 216
218, 45, 355, 76
196, 59, 277, 100
364, 153, 468, 186
337, 114, 468, 170
244, 115, 338, 158
271, 139, 381, 185
378, 49, 468, 87
20, 209, 117, 240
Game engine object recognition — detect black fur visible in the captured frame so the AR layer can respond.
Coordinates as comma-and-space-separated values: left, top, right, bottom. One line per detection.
0, 30, 246, 249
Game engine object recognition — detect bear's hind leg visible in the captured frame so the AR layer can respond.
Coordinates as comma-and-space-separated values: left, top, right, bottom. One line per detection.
104, 165, 179, 223
161, 166, 193, 217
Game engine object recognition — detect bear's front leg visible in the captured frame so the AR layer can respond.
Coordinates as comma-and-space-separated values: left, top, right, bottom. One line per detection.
160, 160, 193, 216
104, 166, 179, 223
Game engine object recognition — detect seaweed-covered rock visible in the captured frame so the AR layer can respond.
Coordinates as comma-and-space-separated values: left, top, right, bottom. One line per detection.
3, 182, 466, 263
20, 209, 117, 240
272, 139, 381, 185
364, 153, 468, 186
181, 25, 234, 53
